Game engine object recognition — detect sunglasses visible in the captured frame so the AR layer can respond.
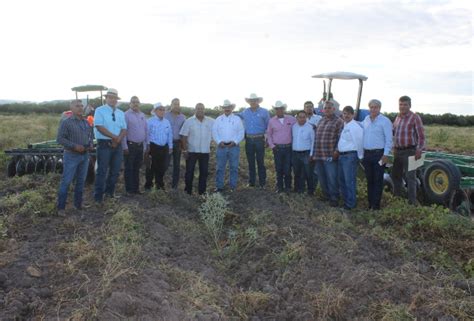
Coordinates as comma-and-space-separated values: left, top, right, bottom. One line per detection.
112, 112, 116, 122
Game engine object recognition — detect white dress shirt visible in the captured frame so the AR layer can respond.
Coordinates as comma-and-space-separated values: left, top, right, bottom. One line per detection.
338, 119, 364, 159
179, 115, 215, 153
292, 122, 315, 156
212, 113, 245, 145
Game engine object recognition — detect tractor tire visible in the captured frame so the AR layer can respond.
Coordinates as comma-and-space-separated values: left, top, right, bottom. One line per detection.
7, 159, 16, 177
422, 160, 461, 204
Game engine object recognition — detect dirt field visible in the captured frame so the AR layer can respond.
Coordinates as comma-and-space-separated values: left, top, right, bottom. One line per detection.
1, 154, 473, 320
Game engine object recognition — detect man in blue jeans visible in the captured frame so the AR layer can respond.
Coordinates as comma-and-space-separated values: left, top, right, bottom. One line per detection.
313, 100, 344, 207
362, 99, 393, 210
335, 106, 364, 210
239, 93, 270, 188
212, 100, 245, 192
93, 88, 127, 203
56, 99, 94, 216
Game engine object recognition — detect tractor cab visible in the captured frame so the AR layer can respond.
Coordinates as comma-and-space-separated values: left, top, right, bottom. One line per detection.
62, 85, 108, 125
312, 71, 369, 121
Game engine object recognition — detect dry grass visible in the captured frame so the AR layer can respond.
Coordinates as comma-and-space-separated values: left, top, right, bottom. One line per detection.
308, 283, 350, 320
425, 125, 474, 154
231, 290, 271, 319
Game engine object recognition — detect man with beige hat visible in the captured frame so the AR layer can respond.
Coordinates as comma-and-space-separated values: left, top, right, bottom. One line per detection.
93, 88, 127, 203
212, 100, 244, 192
240, 93, 270, 188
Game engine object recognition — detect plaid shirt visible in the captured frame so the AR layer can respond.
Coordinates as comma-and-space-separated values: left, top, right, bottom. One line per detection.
393, 111, 425, 150
314, 114, 344, 160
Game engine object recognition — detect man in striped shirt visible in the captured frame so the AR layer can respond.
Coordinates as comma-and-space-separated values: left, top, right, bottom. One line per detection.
313, 100, 344, 206
56, 100, 93, 216
392, 95, 425, 205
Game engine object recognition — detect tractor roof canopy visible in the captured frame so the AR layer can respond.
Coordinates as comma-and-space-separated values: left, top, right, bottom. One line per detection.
71, 85, 108, 92
312, 72, 368, 81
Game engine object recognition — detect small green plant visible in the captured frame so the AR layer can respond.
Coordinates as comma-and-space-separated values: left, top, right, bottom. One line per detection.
275, 240, 305, 266
433, 128, 450, 143
199, 193, 229, 253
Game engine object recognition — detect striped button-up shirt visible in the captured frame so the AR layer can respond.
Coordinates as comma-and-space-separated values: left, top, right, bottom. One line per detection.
393, 111, 425, 150
165, 111, 186, 141
362, 114, 393, 155
147, 116, 173, 147
239, 107, 270, 135
57, 115, 93, 151
122, 109, 148, 149
292, 122, 315, 156
266, 115, 296, 149
314, 115, 344, 160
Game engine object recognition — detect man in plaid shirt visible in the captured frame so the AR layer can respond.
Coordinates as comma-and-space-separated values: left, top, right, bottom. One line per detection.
392, 95, 425, 205
313, 100, 344, 206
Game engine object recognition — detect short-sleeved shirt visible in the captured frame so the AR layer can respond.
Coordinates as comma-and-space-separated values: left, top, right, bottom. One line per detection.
93, 104, 127, 140
179, 116, 215, 153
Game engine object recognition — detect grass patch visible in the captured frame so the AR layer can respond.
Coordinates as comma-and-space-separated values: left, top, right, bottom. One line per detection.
369, 301, 414, 321
231, 290, 271, 319
308, 283, 350, 320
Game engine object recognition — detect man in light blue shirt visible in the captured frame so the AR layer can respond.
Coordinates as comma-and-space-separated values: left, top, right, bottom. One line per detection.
362, 99, 393, 210
292, 110, 315, 194
239, 93, 270, 188
93, 88, 127, 202
147, 103, 173, 190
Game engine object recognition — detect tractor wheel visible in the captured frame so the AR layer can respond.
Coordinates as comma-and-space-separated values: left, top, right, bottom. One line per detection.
26, 158, 35, 174
16, 158, 26, 176
422, 160, 461, 204
7, 159, 16, 177
449, 189, 471, 217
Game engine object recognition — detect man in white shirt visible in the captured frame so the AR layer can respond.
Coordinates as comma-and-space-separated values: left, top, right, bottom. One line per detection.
335, 106, 364, 210
180, 103, 215, 195
292, 110, 315, 194
212, 100, 245, 192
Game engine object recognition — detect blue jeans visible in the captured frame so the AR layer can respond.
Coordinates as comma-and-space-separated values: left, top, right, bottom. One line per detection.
57, 151, 89, 210
94, 140, 123, 202
216, 146, 240, 189
362, 149, 385, 209
273, 146, 292, 192
292, 151, 313, 194
124, 142, 143, 193
315, 159, 339, 201
338, 152, 359, 209
245, 137, 266, 186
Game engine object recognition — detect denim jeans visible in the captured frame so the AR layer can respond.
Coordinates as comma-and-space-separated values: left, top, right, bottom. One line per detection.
245, 137, 266, 187
184, 153, 210, 195
124, 142, 143, 193
338, 152, 359, 209
216, 146, 240, 190
166, 140, 182, 188
292, 151, 314, 194
315, 158, 339, 201
57, 151, 90, 209
362, 149, 385, 209
273, 146, 292, 192
391, 148, 417, 205
94, 140, 123, 202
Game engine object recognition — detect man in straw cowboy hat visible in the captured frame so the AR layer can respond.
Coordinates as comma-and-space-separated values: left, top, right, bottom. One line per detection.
239, 93, 270, 189
212, 100, 244, 193
93, 88, 127, 203
266, 101, 296, 193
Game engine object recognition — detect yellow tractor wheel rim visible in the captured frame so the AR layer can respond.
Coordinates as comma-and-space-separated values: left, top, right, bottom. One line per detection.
428, 169, 449, 195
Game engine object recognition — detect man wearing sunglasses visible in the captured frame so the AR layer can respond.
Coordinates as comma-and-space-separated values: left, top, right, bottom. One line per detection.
93, 88, 127, 203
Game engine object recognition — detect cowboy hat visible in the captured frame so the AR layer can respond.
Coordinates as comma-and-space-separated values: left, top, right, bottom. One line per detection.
103, 88, 121, 100
272, 100, 287, 109
220, 99, 235, 108
245, 93, 263, 104
152, 102, 165, 110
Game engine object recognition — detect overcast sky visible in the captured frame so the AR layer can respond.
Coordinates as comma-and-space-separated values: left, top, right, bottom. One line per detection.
0, 0, 472, 115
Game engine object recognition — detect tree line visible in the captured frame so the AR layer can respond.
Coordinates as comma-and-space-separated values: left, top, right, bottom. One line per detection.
0, 101, 473, 126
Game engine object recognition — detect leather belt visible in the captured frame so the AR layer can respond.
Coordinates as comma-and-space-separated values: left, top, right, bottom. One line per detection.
246, 134, 265, 139
395, 145, 416, 150
339, 150, 357, 155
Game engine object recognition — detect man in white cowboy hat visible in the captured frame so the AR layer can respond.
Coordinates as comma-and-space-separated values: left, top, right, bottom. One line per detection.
239, 93, 270, 188
93, 88, 127, 203
266, 101, 296, 193
146, 102, 173, 190
212, 99, 244, 192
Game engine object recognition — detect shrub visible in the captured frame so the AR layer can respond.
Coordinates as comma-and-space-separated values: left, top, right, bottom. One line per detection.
199, 193, 229, 252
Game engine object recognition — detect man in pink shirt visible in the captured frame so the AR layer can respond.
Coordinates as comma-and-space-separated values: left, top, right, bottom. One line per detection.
266, 101, 296, 193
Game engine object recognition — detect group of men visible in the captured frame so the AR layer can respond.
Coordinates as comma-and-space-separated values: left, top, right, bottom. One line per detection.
56, 88, 425, 216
